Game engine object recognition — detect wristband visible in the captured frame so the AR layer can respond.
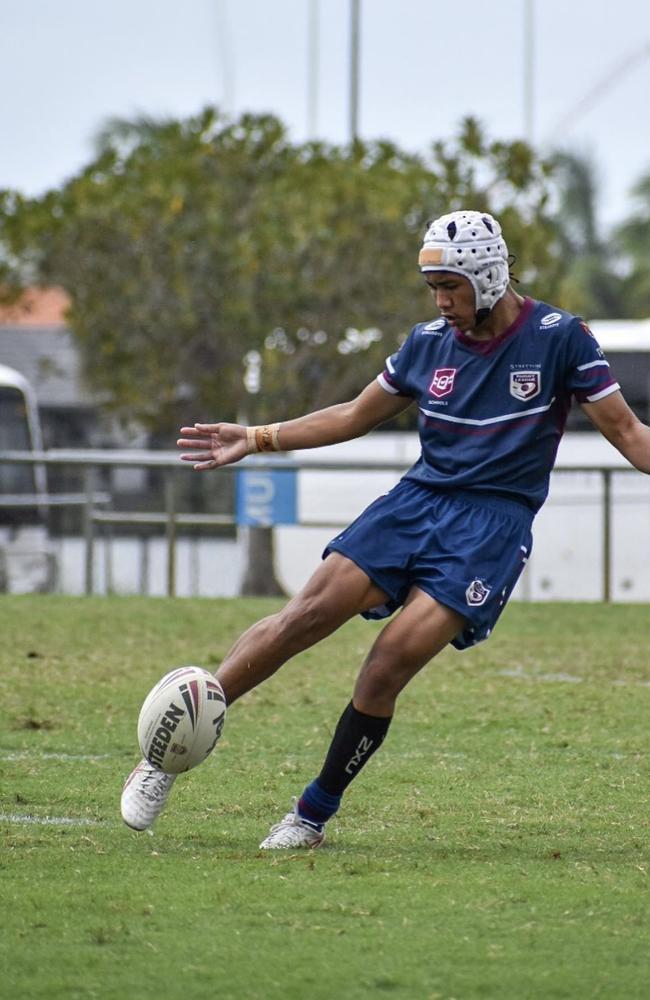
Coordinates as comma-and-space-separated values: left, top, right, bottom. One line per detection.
246, 423, 281, 454
246, 426, 259, 453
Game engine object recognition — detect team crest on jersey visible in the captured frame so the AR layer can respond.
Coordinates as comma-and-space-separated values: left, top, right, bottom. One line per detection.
429, 367, 456, 398
510, 370, 541, 401
465, 579, 491, 606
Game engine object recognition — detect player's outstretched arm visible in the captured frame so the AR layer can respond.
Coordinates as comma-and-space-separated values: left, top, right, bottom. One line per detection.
583, 390, 650, 474
177, 380, 412, 471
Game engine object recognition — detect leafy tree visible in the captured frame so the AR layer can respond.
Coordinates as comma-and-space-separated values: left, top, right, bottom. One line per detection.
2, 110, 301, 431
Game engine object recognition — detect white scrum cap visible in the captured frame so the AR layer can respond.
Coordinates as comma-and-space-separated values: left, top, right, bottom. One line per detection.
418, 210, 510, 316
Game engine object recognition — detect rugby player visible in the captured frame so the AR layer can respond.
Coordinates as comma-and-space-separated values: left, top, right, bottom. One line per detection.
121, 210, 650, 848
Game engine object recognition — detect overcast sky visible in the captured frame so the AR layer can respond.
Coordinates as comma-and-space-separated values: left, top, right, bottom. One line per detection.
2, 0, 649, 228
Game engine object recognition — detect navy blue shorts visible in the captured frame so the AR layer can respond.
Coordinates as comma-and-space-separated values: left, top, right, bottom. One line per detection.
324, 478, 533, 650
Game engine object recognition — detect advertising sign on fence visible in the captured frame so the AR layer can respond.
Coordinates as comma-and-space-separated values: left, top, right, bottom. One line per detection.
235, 468, 297, 526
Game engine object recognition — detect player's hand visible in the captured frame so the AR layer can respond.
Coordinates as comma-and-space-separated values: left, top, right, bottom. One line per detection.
177, 423, 248, 470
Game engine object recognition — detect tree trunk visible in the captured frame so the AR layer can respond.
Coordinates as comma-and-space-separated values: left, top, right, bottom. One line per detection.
239, 525, 287, 597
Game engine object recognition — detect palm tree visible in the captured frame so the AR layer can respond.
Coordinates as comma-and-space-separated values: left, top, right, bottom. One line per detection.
549, 151, 624, 319
615, 173, 650, 318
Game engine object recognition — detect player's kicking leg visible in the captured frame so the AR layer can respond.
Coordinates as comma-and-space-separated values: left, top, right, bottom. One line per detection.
120, 554, 387, 831
258, 587, 465, 849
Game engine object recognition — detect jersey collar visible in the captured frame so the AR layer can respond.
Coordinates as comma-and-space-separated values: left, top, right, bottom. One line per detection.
453, 297, 534, 355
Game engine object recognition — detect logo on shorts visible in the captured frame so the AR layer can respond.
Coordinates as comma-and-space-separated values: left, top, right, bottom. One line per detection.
510, 370, 541, 401
540, 312, 562, 328
429, 367, 456, 398
465, 579, 491, 606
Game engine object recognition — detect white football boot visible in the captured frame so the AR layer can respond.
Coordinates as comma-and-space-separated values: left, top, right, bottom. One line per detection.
121, 759, 177, 830
259, 798, 325, 850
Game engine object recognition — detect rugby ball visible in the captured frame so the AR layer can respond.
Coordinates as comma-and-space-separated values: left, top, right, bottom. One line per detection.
137, 666, 226, 774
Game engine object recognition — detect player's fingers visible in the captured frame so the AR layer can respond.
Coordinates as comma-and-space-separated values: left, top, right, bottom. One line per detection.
179, 451, 213, 463
177, 437, 211, 448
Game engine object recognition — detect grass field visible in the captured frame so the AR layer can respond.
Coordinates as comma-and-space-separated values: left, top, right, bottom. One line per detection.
2, 595, 650, 1000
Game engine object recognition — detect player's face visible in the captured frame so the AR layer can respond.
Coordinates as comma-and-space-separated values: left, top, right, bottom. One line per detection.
423, 272, 476, 331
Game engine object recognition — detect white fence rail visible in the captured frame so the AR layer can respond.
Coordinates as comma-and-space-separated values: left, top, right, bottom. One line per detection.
1, 447, 648, 602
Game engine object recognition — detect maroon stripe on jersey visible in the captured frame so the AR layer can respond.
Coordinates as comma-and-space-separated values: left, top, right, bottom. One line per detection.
573, 378, 618, 404
381, 370, 401, 391
422, 411, 558, 436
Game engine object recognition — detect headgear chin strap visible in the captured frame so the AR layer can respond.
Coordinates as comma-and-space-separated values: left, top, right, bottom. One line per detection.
418, 210, 510, 324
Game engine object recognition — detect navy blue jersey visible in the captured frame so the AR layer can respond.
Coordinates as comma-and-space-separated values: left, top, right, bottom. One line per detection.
377, 298, 619, 512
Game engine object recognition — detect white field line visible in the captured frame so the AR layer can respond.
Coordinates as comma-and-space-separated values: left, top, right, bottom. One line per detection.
498, 667, 583, 684
0, 751, 115, 761
0, 813, 106, 827
497, 666, 650, 687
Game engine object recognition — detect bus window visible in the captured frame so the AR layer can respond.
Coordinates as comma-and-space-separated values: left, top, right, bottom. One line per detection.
0, 365, 47, 516
0, 386, 37, 493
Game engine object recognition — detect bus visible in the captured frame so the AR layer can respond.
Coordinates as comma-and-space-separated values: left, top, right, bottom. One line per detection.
0, 363, 47, 520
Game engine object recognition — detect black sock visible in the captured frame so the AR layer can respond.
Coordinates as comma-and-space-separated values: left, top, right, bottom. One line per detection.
316, 701, 392, 797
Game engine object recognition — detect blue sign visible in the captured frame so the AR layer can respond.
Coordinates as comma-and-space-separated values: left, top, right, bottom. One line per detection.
236, 468, 298, 526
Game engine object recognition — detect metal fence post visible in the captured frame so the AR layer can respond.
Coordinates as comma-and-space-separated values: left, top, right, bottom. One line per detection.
602, 469, 612, 602
139, 535, 150, 595
83, 465, 95, 595
165, 470, 176, 598
104, 523, 114, 595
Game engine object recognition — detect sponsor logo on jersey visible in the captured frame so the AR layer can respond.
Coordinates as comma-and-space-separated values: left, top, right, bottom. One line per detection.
422, 318, 446, 335
510, 370, 541, 401
465, 579, 491, 606
540, 312, 562, 328
429, 367, 456, 398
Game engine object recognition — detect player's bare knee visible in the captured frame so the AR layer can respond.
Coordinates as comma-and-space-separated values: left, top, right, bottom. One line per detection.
354, 650, 405, 702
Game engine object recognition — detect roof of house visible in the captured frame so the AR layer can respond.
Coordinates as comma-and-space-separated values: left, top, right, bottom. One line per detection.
0, 286, 70, 327
0, 290, 97, 408
0, 325, 97, 408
